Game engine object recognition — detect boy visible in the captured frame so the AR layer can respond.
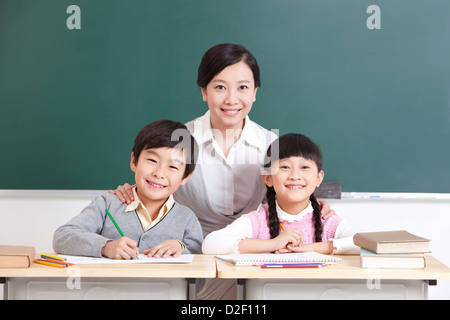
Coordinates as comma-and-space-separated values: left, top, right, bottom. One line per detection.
53, 120, 203, 259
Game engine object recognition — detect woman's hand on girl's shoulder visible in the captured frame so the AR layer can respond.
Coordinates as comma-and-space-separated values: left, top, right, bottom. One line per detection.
317, 199, 336, 220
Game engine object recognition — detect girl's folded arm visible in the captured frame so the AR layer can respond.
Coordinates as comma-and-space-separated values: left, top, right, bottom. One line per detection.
202, 215, 253, 254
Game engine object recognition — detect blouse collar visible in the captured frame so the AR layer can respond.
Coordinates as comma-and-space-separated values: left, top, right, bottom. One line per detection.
276, 200, 313, 222
192, 110, 266, 152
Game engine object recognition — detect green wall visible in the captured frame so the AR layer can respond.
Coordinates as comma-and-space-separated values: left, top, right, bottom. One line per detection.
1, 0, 449, 192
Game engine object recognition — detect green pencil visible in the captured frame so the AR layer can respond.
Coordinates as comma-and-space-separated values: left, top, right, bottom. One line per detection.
105, 209, 139, 260
106, 209, 125, 237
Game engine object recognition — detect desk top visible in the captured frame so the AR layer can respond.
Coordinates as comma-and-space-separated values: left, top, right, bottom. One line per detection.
216, 255, 450, 280
2, 255, 449, 281
0, 254, 216, 279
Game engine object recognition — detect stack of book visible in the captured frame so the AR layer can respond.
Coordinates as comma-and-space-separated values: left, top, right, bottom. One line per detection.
353, 230, 431, 269
0, 245, 35, 268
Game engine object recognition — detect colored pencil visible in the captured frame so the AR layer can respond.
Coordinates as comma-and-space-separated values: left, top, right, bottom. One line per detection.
105, 209, 139, 259
106, 208, 125, 237
40, 253, 66, 261
34, 259, 68, 268
261, 263, 324, 268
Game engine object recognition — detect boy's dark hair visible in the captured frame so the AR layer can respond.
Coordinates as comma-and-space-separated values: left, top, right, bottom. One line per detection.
264, 133, 323, 241
132, 120, 198, 179
197, 43, 261, 89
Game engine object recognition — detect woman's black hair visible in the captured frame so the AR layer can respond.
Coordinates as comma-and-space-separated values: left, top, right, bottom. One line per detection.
264, 133, 323, 241
197, 43, 261, 89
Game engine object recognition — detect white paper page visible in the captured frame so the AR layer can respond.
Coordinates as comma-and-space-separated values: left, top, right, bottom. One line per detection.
60, 254, 194, 264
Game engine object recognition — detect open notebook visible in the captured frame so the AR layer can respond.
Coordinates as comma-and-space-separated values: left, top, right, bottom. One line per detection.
215, 252, 341, 266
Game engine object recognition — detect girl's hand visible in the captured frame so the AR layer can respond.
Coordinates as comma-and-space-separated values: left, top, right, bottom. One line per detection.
318, 199, 335, 220
274, 242, 313, 254
280, 242, 334, 255
108, 183, 136, 205
273, 229, 304, 252
286, 243, 315, 253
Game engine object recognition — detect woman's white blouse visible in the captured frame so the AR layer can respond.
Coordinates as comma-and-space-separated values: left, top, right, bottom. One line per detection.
174, 110, 278, 236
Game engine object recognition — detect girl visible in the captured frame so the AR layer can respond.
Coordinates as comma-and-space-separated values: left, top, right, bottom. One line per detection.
202, 133, 358, 255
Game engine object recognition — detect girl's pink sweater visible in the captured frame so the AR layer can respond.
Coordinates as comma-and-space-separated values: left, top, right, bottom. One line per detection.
247, 204, 342, 243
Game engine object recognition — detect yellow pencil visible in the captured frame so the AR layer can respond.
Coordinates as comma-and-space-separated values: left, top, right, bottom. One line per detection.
34, 259, 67, 268
40, 253, 66, 261
280, 222, 286, 231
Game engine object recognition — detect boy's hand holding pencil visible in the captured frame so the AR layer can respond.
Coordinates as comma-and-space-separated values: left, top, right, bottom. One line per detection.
101, 237, 139, 260
102, 209, 139, 260
102, 208, 139, 260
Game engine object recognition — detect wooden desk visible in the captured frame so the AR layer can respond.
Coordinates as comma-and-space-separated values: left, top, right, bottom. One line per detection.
3, 255, 449, 300
216, 255, 450, 300
0, 255, 216, 300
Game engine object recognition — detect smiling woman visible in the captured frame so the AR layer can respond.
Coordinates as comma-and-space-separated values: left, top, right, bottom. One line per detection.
197, 44, 260, 158
200, 61, 258, 157
201, 61, 257, 130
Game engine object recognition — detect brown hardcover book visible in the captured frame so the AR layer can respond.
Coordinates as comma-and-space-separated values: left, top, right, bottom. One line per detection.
0, 245, 36, 268
353, 230, 431, 254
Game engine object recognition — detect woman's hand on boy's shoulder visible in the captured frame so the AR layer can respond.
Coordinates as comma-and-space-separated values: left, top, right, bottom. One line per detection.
108, 183, 136, 205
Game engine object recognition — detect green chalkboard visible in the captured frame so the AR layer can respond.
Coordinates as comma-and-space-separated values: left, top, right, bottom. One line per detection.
1, 0, 449, 192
